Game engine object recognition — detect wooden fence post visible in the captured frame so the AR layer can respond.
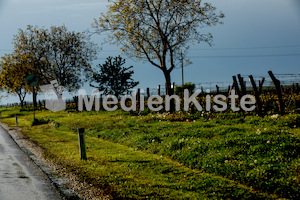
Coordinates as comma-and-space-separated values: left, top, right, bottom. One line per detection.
147, 88, 150, 98
170, 82, 175, 112
232, 76, 241, 110
249, 75, 263, 116
100, 94, 103, 110
158, 85, 161, 96
258, 78, 265, 94
226, 83, 234, 107
232, 76, 241, 97
78, 128, 87, 160
227, 85, 231, 94
237, 74, 246, 96
268, 70, 285, 115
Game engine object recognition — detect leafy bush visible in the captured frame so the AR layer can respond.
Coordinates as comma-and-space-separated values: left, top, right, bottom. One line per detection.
175, 82, 195, 97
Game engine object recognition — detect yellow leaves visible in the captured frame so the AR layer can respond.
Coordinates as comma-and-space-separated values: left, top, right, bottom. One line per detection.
0, 52, 37, 93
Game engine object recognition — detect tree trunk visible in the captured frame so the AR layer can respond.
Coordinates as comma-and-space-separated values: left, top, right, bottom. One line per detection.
17, 94, 24, 108
163, 70, 172, 95
17, 89, 26, 108
163, 70, 175, 112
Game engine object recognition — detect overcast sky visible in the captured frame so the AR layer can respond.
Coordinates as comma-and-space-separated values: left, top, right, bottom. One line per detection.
0, 0, 300, 104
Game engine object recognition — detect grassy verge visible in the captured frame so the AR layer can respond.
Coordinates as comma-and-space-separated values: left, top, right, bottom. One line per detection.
0, 107, 299, 199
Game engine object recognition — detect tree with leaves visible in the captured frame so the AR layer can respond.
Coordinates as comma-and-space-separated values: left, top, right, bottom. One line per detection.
93, 0, 224, 95
90, 56, 139, 98
13, 25, 97, 91
46, 26, 97, 91
0, 25, 97, 106
0, 53, 36, 107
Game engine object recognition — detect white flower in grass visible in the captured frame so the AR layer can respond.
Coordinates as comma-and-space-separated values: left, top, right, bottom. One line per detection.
270, 114, 279, 119
256, 129, 261, 135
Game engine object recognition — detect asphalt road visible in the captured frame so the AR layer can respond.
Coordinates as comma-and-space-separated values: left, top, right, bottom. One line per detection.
0, 126, 62, 200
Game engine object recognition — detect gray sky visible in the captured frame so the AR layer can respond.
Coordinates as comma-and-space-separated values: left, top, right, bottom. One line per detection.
0, 0, 300, 104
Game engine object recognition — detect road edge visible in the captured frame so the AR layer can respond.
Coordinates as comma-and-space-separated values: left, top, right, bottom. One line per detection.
0, 122, 80, 200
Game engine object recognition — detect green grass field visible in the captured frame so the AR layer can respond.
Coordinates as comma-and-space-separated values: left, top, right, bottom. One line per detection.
0, 107, 299, 199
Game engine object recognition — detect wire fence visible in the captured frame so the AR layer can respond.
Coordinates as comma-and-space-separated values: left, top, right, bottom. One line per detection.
136, 74, 300, 95
1, 73, 299, 108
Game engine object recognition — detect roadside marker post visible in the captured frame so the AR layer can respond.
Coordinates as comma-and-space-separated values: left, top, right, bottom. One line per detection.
25, 74, 39, 121
78, 128, 87, 160
15, 114, 18, 126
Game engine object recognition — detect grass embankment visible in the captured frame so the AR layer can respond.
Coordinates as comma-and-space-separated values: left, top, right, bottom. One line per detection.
0, 107, 299, 199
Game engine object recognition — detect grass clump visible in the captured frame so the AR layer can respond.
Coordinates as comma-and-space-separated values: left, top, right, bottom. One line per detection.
31, 117, 51, 126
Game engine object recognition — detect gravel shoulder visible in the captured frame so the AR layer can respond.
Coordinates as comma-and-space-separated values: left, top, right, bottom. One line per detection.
0, 122, 111, 200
